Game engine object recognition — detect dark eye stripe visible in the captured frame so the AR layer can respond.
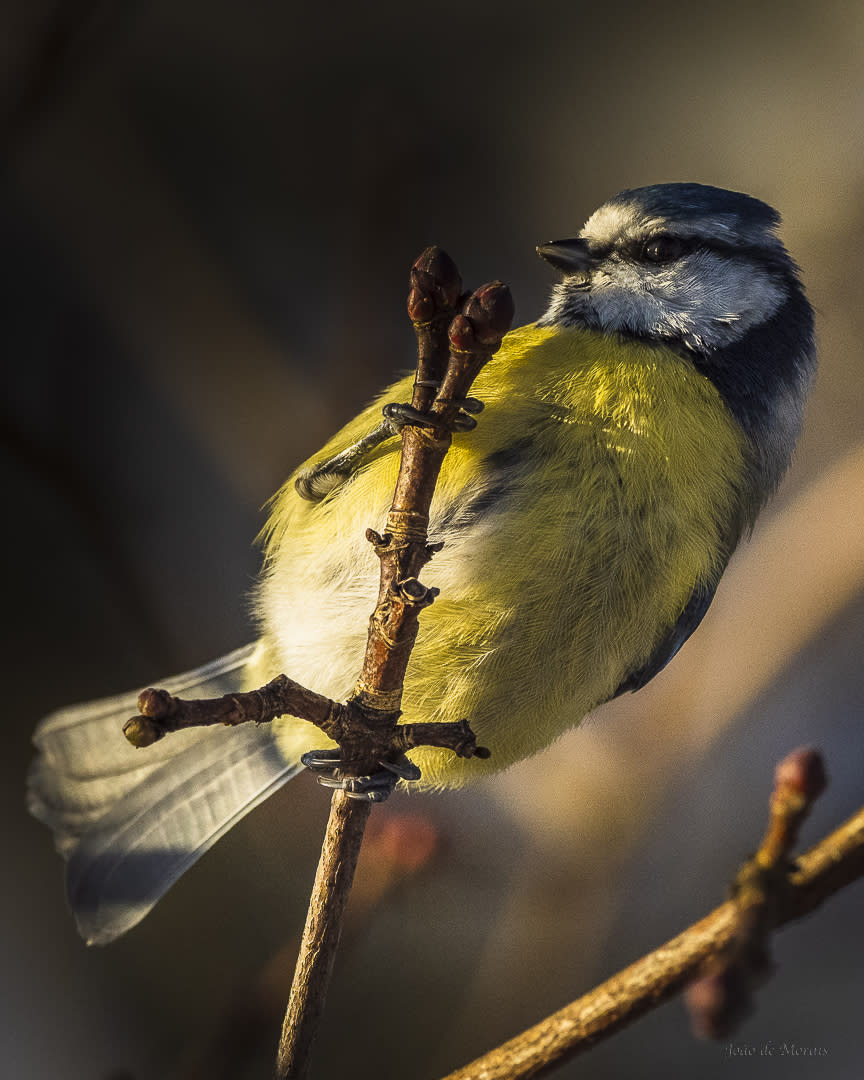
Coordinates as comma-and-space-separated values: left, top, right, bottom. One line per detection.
584, 235, 785, 272
643, 235, 687, 262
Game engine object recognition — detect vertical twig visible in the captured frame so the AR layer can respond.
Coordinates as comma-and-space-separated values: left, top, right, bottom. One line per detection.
121, 246, 506, 1080
276, 792, 372, 1077
274, 251, 513, 1078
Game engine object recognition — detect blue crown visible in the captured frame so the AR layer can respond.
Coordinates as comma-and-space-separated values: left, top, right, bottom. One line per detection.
608, 183, 781, 228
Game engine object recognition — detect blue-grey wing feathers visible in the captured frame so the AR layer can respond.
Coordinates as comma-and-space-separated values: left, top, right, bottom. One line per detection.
66, 723, 300, 945
28, 644, 302, 945
612, 583, 717, 697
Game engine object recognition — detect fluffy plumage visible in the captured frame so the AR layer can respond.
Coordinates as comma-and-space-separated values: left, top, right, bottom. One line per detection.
258, 324, 758, 787
29, 182, 816, 942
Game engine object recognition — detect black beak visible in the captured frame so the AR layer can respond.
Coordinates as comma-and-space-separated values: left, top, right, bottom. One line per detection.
536, 237, 593, 275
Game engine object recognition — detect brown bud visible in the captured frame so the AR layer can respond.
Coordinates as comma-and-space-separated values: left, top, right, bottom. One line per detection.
774, 747, 827, 801
686, 964, 751, 1040
448, 313, 476, 351
461, 281, 515, 346
137, 686, 174, 720
412, 246, 462, 308
409, 267, 436, 292
407, 285, 436, 324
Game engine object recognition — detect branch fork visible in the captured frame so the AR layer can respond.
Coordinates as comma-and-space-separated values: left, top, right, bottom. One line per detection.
120, 244, 513, 1078
441, 748, 864, 1080
686, 747, 829, 1039
124, 248, 511, 782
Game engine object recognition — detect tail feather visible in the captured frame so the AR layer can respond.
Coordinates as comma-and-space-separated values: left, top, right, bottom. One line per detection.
28, 644, 260, 848
67, 723, 301, 945
28, 643, 303, 944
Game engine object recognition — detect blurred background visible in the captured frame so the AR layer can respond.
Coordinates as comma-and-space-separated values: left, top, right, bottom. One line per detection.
4, 1, 864, 1077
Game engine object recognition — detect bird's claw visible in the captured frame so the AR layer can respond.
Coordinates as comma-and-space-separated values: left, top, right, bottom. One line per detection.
383, 396, 484, 435
301, 749, 421, 802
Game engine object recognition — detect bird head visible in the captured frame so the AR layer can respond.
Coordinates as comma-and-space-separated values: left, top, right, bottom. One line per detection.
538, 183, 800, 353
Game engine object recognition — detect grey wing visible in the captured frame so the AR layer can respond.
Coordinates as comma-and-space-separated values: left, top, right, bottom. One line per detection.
612, 583, 717, 698
29, 644, 262, 853
66, 723, 301, 945
28, 643, 303, 945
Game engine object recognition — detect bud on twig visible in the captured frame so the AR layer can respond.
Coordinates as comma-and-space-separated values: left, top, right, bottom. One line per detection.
407, 246, 464, 414
462, 281, 516, 346
685, 963, 752, 1040
774, 747, 827, 802
448, 313, 476, 351
407, 246, 462, 323
685, 745, 830, 1042
413, 246, 462, 308
122, 714, 164, 748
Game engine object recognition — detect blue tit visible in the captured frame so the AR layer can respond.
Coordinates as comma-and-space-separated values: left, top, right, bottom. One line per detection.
29, 183, 816, 944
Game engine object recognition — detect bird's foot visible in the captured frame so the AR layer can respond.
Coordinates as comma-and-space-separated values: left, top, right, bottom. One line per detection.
301, 749, 422, 802
383, 393, 484, 434
295, 389, 484, 502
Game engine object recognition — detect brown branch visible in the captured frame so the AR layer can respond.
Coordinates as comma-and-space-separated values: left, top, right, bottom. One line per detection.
117, 246, 512, 1077
276, 791, 373, 1078
352, 276, 514, 736
123, 675, 336, 747
685, 747, 829, 1037
122, 672, 489, 763
439, 756, 864, 1080
274, 252, 513, 1079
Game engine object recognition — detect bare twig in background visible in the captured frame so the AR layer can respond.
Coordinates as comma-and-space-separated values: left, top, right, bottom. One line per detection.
685, 747, 828, 1038
440, 750, 864, 1080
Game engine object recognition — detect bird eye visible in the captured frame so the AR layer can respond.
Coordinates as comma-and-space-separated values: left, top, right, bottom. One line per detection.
642, 235, 686, 263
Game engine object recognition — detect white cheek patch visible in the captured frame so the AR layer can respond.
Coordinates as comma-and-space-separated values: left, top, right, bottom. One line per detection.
547, 252, 786, 350
655, 253, 785, 346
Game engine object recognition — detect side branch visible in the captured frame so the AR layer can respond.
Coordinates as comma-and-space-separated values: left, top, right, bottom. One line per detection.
123, 681, 491, 762
276, 252, 513, 1080
685, 748, 828, 1037
395, 721, 491, 759
122, 674, 336, 748
441, 765, 864, 1080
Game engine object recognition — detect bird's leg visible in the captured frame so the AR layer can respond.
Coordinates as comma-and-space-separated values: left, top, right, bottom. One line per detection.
300, 748, 421, 803
294, 419, 401, 502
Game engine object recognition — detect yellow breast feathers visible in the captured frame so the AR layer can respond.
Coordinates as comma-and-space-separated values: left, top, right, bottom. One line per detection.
258, 323, 752, 788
